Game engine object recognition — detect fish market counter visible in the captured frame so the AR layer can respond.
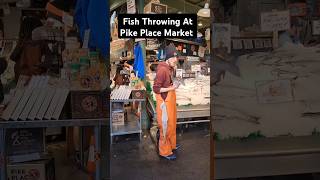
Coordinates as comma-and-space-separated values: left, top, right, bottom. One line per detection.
177, 104, 210, 124
147, 75, 210, 125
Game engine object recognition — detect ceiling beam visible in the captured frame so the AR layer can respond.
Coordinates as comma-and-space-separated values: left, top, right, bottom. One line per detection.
110, 0, 126, 11
110, 0, 203, 13
160, 0, 202, 13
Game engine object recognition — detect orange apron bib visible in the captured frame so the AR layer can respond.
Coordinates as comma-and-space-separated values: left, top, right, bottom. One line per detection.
156, 90, 177, 156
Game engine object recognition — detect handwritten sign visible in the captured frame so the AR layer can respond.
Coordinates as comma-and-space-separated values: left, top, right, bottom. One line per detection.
176, 69, 183, 78
261, 10, 290, 32
151, 3, 167, 14
212, 23, 231, 53
127, 0, 136, 14
312, 20, 320, 35
144, 2, 167, 14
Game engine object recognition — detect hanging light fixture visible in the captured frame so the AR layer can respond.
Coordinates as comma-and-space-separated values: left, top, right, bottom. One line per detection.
197, 2, 210, 18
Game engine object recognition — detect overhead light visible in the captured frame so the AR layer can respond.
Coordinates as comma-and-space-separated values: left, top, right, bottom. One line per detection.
177, 11, 182, 14
198, 22, 203, 27
197, 3, 210, 18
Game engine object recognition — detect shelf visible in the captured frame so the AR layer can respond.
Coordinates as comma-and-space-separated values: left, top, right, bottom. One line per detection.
0, 118, 108, 129
177, 104, 210, 119
111, 99, 146, 103
166, 38, 202, 46
111, 112, 141, 136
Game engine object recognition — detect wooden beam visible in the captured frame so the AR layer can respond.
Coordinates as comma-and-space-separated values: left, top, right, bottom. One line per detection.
110, 0, 126, 11
160, 0, 202, 13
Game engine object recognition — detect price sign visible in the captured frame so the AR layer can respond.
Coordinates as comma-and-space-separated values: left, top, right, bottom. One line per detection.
191, 65, 201, 72
176, 69, 183, 78
127, 0, 136, 14
151, 3, 167, 14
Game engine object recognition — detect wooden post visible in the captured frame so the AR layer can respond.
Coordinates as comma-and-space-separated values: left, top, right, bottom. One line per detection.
211, 0, 218, 179
273, 31, 279, 49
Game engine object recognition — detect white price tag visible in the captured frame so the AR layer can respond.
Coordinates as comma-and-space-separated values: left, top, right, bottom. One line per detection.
193, 51, 197, 56
183, 49, 187, 53
176, 69, 183, 78
82, 29, 91, 48
62, 12, 74, 27
127, 0, 136, 14
208, 68, 210, 73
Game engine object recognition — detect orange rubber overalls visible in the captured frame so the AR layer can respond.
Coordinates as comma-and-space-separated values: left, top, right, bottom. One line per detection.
156, 90, 177, 156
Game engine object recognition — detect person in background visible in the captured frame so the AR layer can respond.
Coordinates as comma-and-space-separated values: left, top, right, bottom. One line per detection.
10, 16, 47, 81
153, 43, 181, 160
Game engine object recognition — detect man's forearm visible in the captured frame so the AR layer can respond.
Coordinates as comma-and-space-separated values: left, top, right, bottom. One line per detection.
160, 87, 173, 93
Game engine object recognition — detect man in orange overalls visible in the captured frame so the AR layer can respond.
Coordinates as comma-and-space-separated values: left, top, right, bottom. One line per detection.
153, 43, 180, 160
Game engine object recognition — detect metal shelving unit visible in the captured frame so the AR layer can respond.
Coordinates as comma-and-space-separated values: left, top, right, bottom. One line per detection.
110, 99, 145, 143
0, 119, 107, 180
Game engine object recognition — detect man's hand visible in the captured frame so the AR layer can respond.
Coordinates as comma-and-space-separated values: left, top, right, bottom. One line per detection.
172, 81, 180, 89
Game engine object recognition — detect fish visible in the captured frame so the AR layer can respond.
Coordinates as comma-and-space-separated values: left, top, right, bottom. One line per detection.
213, 55, 240, 85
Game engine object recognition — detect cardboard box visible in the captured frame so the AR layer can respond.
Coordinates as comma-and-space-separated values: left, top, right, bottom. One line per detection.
7, 158, 55, 180
144, 2, 167, 14
6, 128, 45, 163
112, 112, 125, 126
70, 90, 108, 119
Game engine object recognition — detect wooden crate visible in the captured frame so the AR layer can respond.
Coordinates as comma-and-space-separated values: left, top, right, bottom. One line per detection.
131, 90, 146, 99
70, 90, 108, 119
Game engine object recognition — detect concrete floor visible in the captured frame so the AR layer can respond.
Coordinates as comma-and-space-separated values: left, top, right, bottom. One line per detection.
227, 174, 320, 180
48, 144, 88, 180
110, 123, 210, 180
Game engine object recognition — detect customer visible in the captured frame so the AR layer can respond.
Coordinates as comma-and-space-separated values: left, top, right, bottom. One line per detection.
153, 43, 180, 161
